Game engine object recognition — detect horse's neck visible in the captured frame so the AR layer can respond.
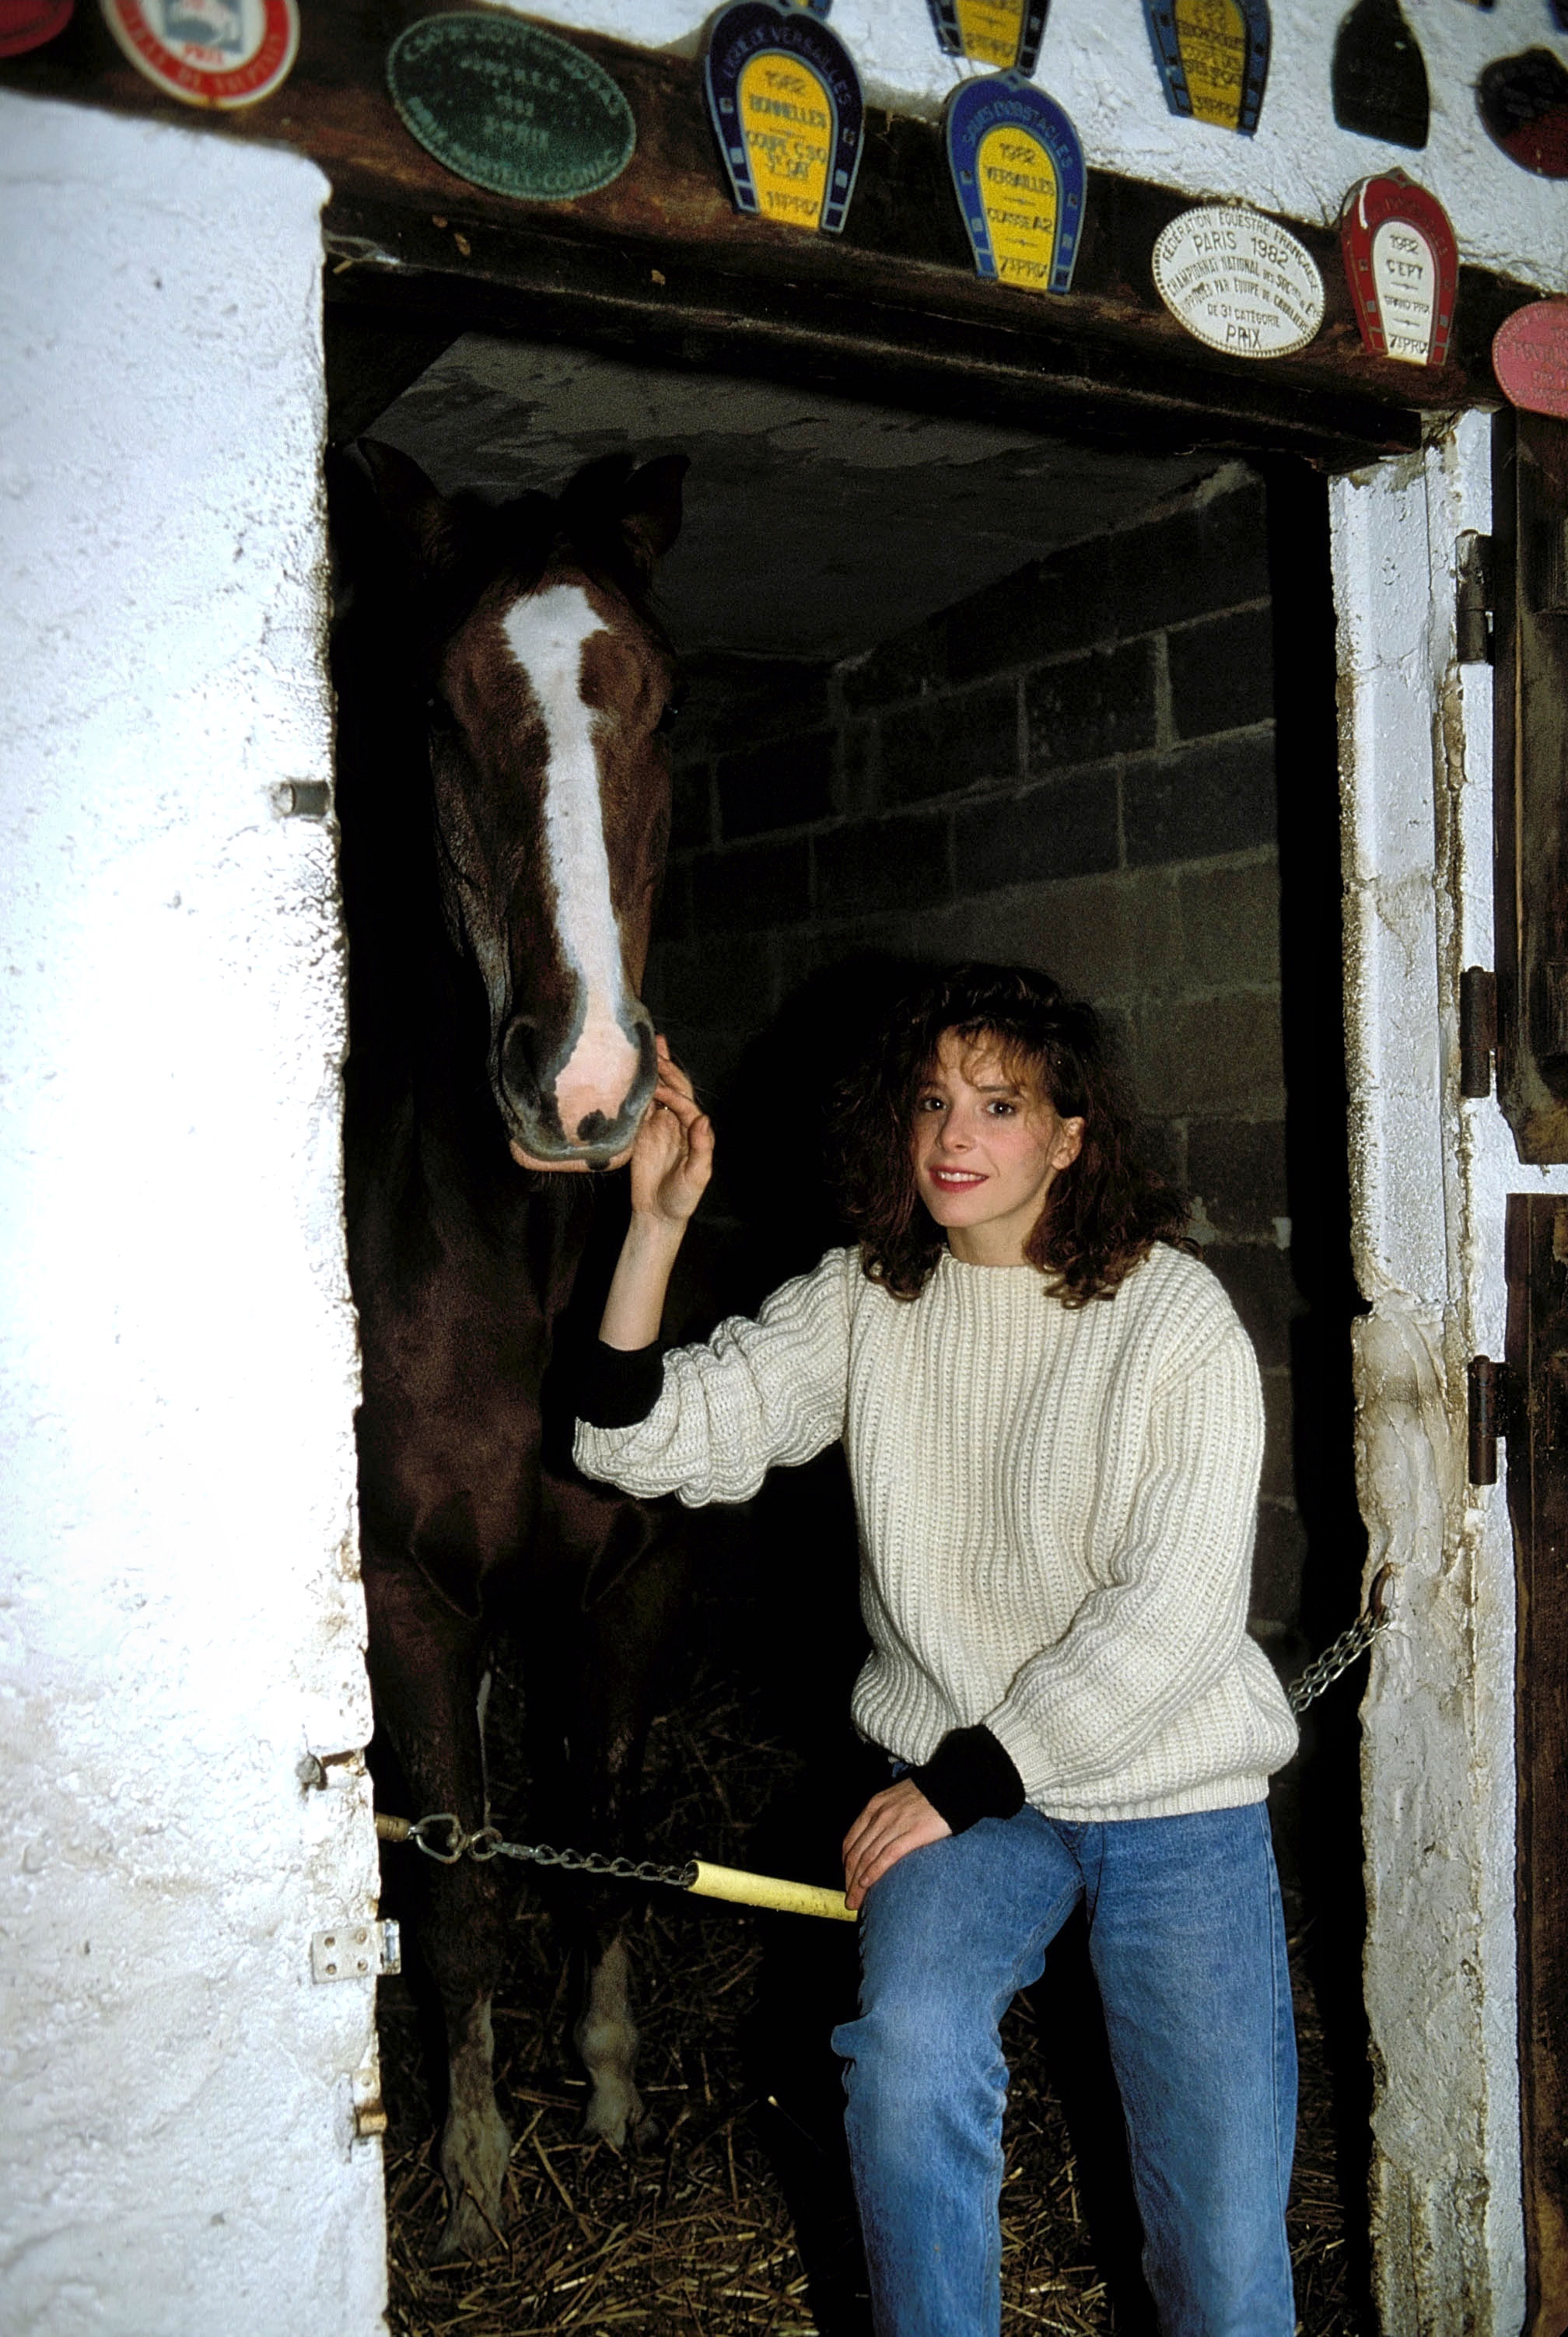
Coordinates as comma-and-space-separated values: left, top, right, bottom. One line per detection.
343, 948, 595, 1328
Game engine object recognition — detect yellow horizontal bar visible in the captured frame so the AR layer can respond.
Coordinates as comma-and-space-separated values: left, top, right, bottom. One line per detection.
686, 1859, 857, 1924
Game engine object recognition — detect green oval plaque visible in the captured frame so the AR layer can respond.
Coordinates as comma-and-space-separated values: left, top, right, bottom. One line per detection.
387, 14, 636, 201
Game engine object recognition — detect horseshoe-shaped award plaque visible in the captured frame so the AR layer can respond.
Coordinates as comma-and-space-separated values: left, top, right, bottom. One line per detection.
705, 1, 863, 234
946, 75, 1085, 295
1339, 173, 1458, 367
1143, 0, 1270, 136
925, 0, 1049, 75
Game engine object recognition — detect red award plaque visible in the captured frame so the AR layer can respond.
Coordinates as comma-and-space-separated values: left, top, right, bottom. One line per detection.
0, 0, 72, 55
100, 0, 298, 108
1477, 47, 1568, 179
1493, 301, 1568, 422
1339, 173, 1458, 368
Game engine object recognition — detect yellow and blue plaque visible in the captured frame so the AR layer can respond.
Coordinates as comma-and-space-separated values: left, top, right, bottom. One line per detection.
705, 1, 863, 235
1143, 0, 1269, 136
946, 75, 1084, 295
926, 0, 1048, 75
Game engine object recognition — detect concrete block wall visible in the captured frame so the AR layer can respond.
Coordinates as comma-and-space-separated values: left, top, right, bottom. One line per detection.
648, 469, 1312, 1639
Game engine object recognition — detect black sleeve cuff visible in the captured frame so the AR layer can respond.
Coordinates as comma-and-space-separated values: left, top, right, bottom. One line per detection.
910, 1726, 1027, 1835
577, 1339, 665, 1429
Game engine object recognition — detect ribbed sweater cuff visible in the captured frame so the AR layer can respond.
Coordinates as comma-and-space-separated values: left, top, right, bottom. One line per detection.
911, 1726, 1026, 1835
578, 1340, 665, 1429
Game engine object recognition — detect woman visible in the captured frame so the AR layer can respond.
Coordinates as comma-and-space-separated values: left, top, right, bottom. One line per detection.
574, 963, 1299, 2337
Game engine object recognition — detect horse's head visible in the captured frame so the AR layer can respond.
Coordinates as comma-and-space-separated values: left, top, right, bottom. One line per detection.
362, 441, 686, 1172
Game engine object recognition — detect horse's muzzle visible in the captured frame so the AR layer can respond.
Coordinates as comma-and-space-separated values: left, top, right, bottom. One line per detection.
498, 1008, 656, 1170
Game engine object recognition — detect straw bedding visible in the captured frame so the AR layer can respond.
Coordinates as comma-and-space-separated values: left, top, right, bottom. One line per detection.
379, 1650, 1370, 2337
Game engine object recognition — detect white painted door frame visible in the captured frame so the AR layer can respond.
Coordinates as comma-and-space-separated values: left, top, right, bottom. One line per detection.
1334, 412, 1568, 2337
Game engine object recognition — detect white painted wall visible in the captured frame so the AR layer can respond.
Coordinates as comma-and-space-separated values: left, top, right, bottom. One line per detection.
1332, 411, 1567, 2335
0, 95, 387, 2337
525, 0, 1568, 295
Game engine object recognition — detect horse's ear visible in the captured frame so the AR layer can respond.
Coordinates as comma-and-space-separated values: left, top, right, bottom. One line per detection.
615, 453, 688, 580
358, 438, 461, 578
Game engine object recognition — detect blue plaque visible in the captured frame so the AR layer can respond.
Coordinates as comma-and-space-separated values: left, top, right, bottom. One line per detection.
705, 0, 863, 234
945, 73, 1084, 295
926, 0, 1049, 75
1142, 0, 1270, 137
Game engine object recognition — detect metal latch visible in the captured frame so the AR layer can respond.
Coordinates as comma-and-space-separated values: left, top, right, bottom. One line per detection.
1455, 531, 1493, 663
311, 1919, 401, 1983
273, 779, 332, 820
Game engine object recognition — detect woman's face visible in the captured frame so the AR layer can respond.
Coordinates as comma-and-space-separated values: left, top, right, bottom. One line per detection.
910, 1031, 1085, 1266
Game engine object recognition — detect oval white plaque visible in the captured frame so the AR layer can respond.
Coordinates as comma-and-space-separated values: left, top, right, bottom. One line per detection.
1152, 205, 1325, 359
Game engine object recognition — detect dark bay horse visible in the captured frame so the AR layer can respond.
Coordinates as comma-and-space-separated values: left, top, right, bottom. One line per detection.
332, 439, 691, 2258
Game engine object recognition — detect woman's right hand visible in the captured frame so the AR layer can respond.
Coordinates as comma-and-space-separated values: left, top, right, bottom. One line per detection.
629, 1037, 714, 1229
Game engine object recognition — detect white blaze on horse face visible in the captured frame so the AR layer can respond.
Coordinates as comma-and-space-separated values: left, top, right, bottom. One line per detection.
502, 584, 642, 1144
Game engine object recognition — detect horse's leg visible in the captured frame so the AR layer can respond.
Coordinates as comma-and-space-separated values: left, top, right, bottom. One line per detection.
535, 1482, 694, 2149
362, 1555, 513, 2259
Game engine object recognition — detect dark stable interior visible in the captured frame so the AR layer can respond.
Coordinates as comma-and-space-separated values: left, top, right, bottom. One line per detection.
350, 328, 1372, 2331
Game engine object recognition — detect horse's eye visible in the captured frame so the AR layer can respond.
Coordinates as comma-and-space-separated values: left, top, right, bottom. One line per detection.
653, 692, 684, 738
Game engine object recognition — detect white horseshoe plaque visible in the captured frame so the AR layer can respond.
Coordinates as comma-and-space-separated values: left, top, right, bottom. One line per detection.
1152, 204, 1324, 359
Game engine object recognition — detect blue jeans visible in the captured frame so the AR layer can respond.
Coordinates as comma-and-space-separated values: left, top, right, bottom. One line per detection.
831, 1801, 1296, 2337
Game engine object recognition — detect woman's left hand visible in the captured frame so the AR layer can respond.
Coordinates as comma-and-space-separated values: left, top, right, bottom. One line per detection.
842, 1779, 951, 1912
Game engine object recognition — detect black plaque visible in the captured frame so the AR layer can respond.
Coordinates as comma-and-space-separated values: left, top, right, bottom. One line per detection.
1332, 0, 1428, 149
1479, 47, 1568, 179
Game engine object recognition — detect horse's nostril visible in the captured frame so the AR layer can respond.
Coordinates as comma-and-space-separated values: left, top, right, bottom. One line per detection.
500, 1016, 543, 1104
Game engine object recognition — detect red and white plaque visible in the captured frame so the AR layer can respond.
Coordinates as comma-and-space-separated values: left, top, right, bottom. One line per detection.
1339, 173, 1458, 369
100, 0, 297, 107
1493, 300, 1568, 421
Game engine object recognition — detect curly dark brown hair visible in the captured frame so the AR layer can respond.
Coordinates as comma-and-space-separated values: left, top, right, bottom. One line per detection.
831, 961, 1190, 1307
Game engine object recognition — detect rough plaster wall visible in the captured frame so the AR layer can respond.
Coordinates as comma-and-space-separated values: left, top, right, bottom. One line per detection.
1333, 412, 1568, 2336
523, 0, 1568, 295
0, 95, 387, 2337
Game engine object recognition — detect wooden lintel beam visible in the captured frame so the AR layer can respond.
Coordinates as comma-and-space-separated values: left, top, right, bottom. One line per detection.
2, 0, 1530, 462
319, 208, 1417, 462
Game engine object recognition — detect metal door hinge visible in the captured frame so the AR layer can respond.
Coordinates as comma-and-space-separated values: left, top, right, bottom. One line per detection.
1456, 531, 1493, 663
311, 1919, 401, 1983
1468, 1356, 1517, 1485
1460, 966, 1498, 1097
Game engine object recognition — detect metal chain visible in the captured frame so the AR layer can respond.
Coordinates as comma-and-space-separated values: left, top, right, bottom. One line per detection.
400, 1812, 698, 1891
1286, 1566, 1394, 1716
384, 1567, 1395, 1873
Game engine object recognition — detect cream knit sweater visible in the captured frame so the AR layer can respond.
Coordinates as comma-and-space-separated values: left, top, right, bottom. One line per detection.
574, 1242, 1298, 1821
